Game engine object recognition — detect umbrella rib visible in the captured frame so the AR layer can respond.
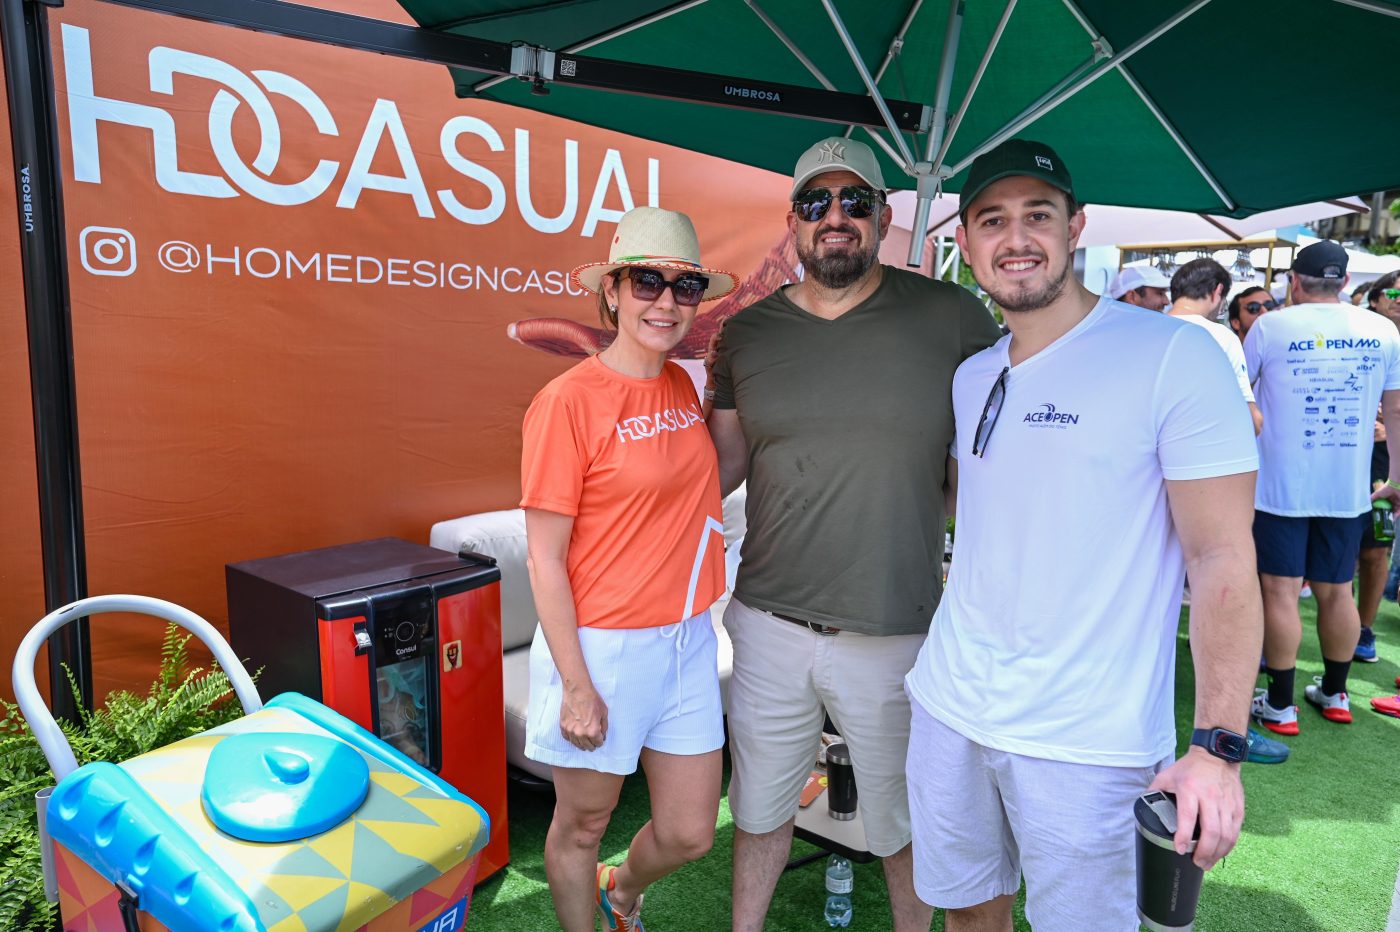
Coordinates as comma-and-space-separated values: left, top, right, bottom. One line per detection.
743, 0, 837, 91
740, 0, 913, 173
841, 0, 924, 151
469, 0, 711, 94
819, 0, 918, 171
948, 0, 1215, 178
1196, 213, 1242, 241
1330, 0, 1400, 17
1058, 0, 1237, 212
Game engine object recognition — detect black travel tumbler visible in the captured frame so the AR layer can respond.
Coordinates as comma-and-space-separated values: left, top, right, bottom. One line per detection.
1135, 791, 1204, 931
826, 742, 857, 821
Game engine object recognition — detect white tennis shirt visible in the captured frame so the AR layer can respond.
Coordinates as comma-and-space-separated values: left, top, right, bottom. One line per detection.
907, 298, 1258, 766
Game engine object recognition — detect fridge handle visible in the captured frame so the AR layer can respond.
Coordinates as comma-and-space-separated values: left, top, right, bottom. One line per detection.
12, 594, 263, 781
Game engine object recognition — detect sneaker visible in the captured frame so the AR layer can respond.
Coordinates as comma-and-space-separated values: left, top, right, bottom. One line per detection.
1354, 627, 1378, 663
597, 864, 645, 932
1299, 584, 1313, 599
1303, 676, 1352, 724
1251, 690, 1299, 735
1245, 727, 1290, 764
1372, 694, 1400, 719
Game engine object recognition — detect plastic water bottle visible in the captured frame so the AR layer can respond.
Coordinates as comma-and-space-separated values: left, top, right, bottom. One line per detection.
823, 854, 853, 927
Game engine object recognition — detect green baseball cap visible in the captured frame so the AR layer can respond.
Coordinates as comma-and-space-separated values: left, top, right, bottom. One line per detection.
959, 139, 1074, 219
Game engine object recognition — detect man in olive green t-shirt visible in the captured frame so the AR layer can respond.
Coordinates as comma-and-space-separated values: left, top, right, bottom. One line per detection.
705, 137, 1001, 932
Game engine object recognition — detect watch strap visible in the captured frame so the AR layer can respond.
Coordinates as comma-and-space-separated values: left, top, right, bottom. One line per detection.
1190, 727, 1247, 763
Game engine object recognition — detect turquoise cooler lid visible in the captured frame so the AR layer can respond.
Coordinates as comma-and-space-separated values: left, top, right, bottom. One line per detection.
201, 732, 369, 843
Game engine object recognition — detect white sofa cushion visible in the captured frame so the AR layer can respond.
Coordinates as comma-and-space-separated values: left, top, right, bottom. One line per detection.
429, 509, 536, 652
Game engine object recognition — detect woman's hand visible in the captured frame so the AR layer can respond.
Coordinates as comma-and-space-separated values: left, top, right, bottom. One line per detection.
560, 681, 609, 751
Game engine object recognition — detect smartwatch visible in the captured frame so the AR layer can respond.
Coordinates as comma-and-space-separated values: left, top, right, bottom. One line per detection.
1190, 727, 1248, 763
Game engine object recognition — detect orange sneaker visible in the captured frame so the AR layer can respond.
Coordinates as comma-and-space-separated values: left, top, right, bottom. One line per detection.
1371, 694, 1400, 719
597, 863, 645, 932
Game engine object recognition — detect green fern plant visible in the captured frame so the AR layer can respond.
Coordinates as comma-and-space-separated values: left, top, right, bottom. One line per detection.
0, 624, 251, 931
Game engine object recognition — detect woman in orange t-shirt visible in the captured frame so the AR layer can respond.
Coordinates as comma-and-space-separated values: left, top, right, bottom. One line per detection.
521, 207, 736, 932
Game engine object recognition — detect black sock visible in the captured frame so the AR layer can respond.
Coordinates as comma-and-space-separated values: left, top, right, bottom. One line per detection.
1322, 658, 1351, 697
1266, 667, 1295, 710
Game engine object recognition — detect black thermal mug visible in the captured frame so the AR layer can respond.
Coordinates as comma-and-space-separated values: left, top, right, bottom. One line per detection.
1135, 791, 1204, 931
826, 742, 857, 821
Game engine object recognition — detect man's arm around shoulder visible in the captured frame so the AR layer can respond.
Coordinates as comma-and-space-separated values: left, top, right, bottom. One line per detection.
1152, 470, 1261, 869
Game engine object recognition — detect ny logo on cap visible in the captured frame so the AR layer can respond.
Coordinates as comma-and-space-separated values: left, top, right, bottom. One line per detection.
1035, 155, 1053, 171
815, 140, 847, 164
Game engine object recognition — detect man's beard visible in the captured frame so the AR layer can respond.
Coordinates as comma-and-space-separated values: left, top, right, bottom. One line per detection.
798, 225, 880, 289
981, 251, 1070, 312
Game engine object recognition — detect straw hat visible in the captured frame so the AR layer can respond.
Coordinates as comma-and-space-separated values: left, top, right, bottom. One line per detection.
571, 207, 737, 301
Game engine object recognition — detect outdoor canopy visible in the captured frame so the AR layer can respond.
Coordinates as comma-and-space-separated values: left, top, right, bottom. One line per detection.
390, 0, 1400, 237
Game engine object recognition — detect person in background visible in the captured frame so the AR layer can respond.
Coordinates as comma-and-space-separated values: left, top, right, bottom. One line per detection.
1227, 285, 1278, 342
1352, 283, 1369, 306
1357, 270, 1400, 662
1107, 265, 1171, 311
1247, 242, 1400, 737
521, 207, 737, 932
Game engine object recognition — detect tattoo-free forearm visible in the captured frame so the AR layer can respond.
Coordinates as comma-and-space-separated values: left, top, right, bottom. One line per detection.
1186, 548, 1262, 734
525, 553, 593, 691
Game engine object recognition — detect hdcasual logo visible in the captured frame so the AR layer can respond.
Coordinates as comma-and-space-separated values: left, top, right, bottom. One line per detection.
1034, 155, 1053, 171
1023, 402, 1079, 427
79, 226, 136, 276
60, 24, 660, 236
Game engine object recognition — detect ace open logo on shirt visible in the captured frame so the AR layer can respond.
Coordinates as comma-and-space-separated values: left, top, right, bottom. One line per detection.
1022, 402, 1081, 429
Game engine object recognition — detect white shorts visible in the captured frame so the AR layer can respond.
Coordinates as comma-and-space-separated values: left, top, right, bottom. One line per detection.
723, 597, 924, 856
906, 702, 1167, 931
524, 610, 723, 775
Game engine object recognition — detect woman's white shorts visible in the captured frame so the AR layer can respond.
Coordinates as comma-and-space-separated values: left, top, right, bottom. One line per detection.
524, 610, 724, 775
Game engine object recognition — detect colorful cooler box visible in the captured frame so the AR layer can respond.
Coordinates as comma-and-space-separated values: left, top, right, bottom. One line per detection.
13, 596, 489, 932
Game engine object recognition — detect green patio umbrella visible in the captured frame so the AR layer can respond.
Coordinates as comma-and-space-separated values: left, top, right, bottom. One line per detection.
394, 0, 1400, 263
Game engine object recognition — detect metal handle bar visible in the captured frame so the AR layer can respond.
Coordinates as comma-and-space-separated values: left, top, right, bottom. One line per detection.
12, 595, 262, 781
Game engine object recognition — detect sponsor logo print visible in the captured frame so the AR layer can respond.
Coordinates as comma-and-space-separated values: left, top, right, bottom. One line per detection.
1288, 336, 1382, 352
1035, 155, 1053, 171
615, 404, 704, 443
1023, 402, 1080, 427
79, 225, 136, 276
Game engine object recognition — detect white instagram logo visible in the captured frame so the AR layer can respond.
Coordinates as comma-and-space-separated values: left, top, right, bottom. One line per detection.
79, 226, 136, 276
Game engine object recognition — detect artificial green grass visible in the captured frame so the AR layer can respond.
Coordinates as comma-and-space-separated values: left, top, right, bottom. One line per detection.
467, 599, 1400, 930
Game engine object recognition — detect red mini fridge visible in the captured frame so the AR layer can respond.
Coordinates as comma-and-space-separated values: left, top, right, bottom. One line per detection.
226, 537, 509, 881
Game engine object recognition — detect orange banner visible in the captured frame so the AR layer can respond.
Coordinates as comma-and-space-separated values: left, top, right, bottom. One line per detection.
14, 0, 796, 700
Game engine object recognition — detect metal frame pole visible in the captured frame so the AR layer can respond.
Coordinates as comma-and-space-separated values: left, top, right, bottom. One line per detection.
906, 0, 963, 267
2, 0, 92, 720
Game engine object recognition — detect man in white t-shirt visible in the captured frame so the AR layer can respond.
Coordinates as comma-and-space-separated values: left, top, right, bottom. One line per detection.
1168, 258, 1263, 434
1107, 265, 1171, 311
903, 139, 1262, 932
1244, 241, 1400, 736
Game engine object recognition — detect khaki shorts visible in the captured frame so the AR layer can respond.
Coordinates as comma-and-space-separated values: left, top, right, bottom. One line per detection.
906, 702, 1168, 931
722, 597, 924, 856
